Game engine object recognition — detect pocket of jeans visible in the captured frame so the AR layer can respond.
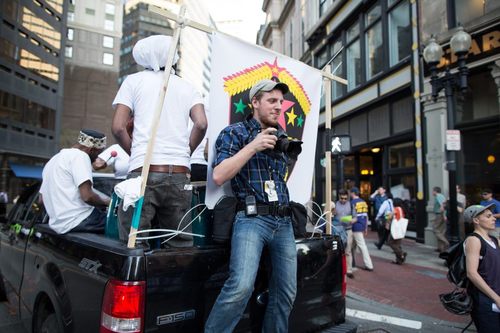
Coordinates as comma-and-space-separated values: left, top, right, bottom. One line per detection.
171, 174, 191, 192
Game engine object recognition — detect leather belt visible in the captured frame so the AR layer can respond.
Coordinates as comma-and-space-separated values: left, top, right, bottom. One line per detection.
237, 203, 292, 217
132, 165, 190, 174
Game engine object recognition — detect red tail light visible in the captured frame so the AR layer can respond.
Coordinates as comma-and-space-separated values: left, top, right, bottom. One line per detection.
341, 253, 347, 297
100, 280, 145, 333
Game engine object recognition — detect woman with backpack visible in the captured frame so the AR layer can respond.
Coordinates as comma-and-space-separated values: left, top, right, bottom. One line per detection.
464, 204, 500, 332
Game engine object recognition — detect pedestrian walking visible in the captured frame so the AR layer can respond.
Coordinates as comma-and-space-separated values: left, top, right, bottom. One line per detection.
335, 189, 354, 278
347, 187, 374, 277
432, 186, 449, 253
464, 204, 500, 332
387, 200, 407, 265
370, 186, 387, 232
374, 190, 391, 250
480, 188, 500, 240
456, 185, 467, 240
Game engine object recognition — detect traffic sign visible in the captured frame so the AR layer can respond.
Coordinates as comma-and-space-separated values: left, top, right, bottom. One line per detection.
331, 135, 351, 155
446, 130, 461, 151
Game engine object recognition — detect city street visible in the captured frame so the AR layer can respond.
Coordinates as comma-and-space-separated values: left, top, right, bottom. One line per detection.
0, 231, 476, 333
344, 232, 474, 332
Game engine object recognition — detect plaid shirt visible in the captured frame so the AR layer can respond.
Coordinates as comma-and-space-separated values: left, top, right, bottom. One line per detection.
214, 118, 290, 205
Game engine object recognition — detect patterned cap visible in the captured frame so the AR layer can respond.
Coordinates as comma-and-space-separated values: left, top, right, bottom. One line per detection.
463, 204, 495, 223
78, 129, 106, 149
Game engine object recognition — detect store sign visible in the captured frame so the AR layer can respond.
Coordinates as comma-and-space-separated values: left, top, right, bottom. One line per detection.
446, 130, 461, 151
424, 24, 500, 75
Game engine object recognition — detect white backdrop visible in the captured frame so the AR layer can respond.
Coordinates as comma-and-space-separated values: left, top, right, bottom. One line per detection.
205, 32, 323, 208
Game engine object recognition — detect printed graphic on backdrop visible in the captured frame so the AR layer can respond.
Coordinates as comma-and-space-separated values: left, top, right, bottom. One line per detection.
224, 57, 312, 175
206, 32, 322, 208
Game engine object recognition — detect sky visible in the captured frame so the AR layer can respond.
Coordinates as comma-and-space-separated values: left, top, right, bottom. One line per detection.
200, 0, 266, 44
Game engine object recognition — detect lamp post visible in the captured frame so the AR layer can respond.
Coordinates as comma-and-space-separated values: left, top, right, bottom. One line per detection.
423, 27, 472, 245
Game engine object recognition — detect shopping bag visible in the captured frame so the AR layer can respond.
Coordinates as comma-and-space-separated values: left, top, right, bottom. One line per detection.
390, 217, 408, 240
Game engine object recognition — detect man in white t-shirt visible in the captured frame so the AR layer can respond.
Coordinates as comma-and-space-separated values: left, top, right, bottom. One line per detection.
92, 143, 130, 178
111, 35, 207, 242
189, 97, 209, 182
40, 130, 111, 234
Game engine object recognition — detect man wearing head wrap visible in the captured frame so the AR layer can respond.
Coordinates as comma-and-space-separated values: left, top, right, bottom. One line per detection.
40, 129, 110, 234
111, 35, 207, 243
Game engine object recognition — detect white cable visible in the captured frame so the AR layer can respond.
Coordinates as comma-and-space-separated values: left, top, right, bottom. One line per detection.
310, 211, 329, 239
127, 203, 208, 242
162, 204, 207, 244
130, 229, 205, 240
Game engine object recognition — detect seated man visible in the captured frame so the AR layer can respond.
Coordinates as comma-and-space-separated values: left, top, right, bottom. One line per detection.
40, 129, 111, 234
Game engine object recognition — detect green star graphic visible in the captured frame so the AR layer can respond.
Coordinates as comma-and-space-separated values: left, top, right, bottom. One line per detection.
233, 99, 247, 114
297, 114, 304, 127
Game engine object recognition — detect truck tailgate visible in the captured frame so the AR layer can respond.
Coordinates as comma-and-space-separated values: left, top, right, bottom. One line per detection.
144, 235, 345, 333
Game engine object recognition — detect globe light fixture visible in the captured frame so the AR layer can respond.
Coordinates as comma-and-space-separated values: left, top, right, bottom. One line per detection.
423, 37, 443, 64
450, 26, 472, 54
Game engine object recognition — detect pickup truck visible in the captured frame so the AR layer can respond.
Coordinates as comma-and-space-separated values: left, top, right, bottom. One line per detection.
0, 181, 357, 333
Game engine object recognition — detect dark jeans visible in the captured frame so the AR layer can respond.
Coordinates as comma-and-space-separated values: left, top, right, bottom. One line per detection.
375, 219, 389, 248
72, 208, 106, 233
471, 292, 500, 333
118, 171, 192, 242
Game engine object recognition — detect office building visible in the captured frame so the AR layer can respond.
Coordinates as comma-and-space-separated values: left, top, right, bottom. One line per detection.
61, 0, 123, 147
0, 0, 66, 195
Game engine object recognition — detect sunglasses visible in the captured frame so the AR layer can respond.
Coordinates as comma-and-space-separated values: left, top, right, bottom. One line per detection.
339, 197, 348, 200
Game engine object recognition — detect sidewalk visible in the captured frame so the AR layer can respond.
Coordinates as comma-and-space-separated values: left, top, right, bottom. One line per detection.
346, 230, 472, 327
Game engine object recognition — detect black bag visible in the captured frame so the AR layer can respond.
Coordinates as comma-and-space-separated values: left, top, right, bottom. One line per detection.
440, 233, 485, 288
439, 289, 473, 315
212, 196, 238, 244
289, 201, 307, 238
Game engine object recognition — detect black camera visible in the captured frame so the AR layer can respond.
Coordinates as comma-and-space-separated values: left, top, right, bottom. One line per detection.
272, 129, 303, 160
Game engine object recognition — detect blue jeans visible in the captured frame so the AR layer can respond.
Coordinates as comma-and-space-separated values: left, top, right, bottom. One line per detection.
205, 212, 297, 333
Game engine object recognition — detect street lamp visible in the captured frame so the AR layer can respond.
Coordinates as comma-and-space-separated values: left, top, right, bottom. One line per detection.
423, 26, 472, 245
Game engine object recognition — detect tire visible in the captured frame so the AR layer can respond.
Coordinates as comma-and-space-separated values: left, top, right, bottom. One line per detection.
40, 313, 61, 333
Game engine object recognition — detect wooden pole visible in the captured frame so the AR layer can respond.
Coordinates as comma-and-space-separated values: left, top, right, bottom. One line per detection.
324, 65, 332, 235
127, 6, 187, 249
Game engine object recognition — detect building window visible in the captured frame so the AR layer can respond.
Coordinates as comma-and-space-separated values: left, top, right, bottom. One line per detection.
330, 38, 344, 100
105, 3, 115, 15
346, 22, 361, 91
454, 0, 500, 26
365, 3, 383, 79
85, 8, 95, 16
320, 0, 333, 17
103, 52, 113, 65
103, 36, 113, 48
104, 19, 114, 31
65, 46, 72, 58
316, 48, 328, 68
68, 11, 75, 22
388, 0, 411, 66
67, 28, 74, 41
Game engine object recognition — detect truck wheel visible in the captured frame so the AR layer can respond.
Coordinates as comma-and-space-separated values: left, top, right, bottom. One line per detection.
40, 313, 60, 333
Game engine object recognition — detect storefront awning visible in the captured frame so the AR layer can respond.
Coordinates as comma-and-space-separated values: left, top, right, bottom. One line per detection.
9, 162, 43, 179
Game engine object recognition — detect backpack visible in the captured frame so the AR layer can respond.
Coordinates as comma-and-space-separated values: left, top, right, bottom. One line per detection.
441, 233, 485, 288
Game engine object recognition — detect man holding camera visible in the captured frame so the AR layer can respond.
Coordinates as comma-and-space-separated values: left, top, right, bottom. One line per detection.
205, 79, 297, 333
